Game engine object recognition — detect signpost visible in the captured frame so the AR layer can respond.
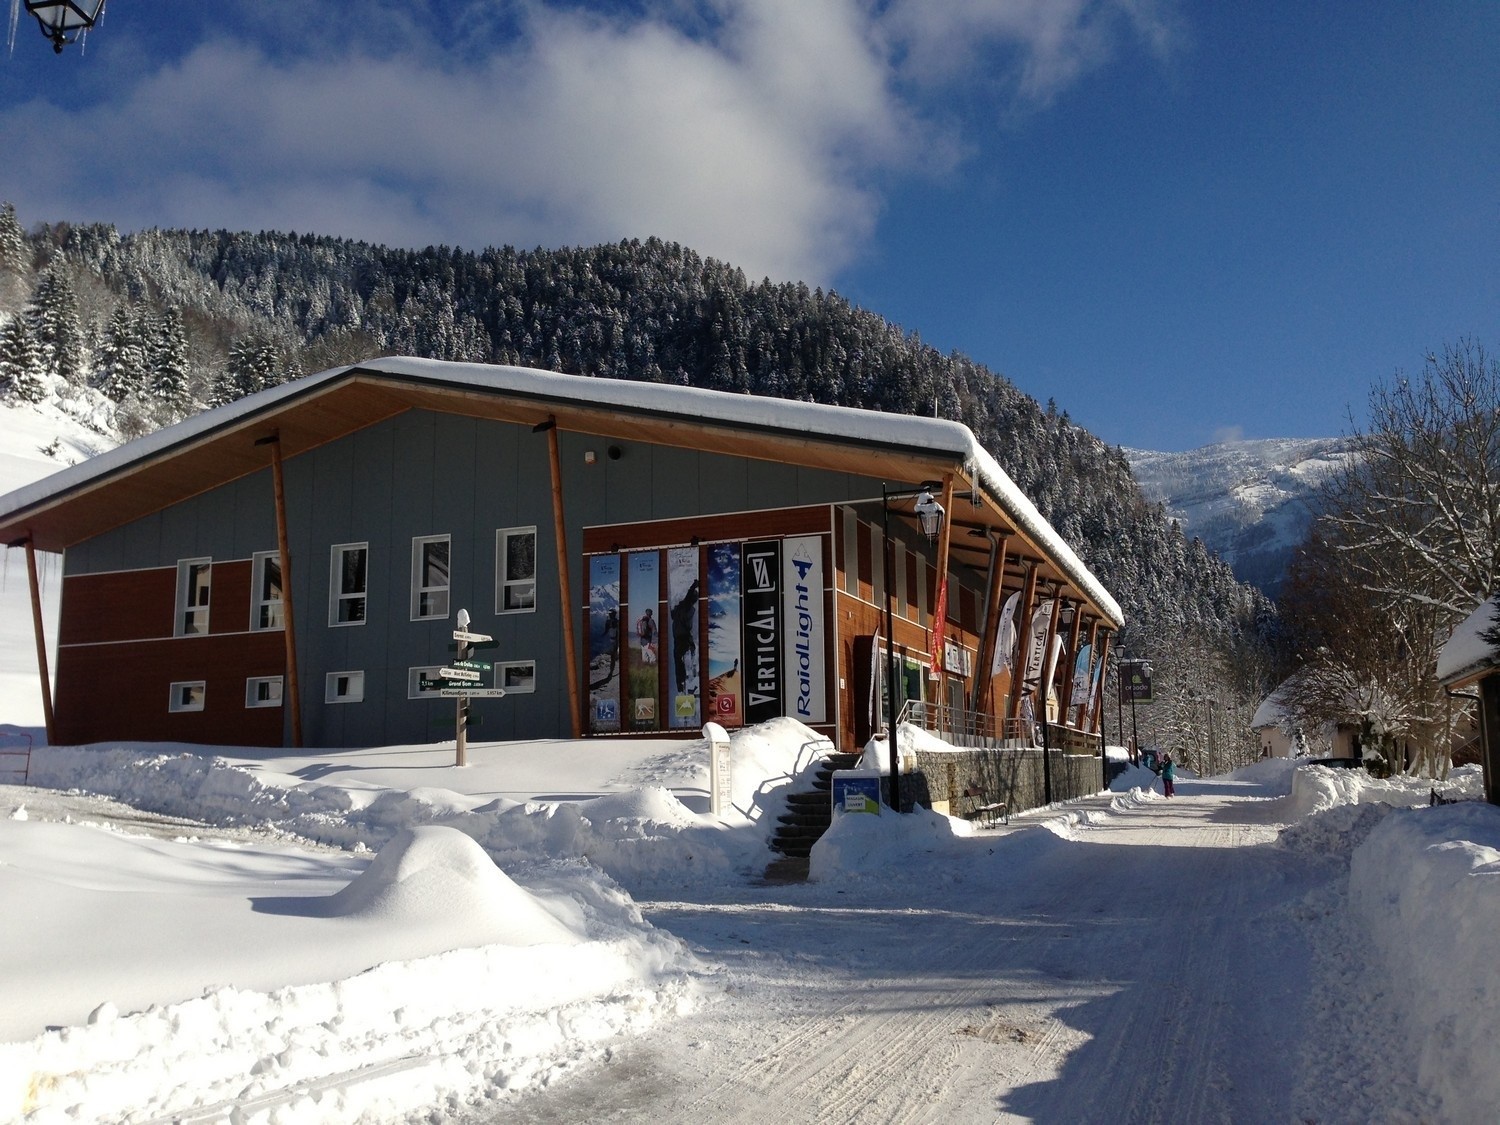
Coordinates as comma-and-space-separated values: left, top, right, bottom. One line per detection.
451, 618, 495, 767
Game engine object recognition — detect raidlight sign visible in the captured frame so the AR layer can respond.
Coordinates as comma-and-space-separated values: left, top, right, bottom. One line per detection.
783, 535, 826, 724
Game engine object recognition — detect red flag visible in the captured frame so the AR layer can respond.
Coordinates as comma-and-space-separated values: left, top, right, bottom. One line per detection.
931, 571, 948, 674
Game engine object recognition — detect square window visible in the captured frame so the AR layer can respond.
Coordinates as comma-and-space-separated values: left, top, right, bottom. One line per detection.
408, 666, 444, 699
330, 543, 368, 627
175, 558, 212, 636
497, 660, 536, 694
411, 535, 450, 620
326, 671, 365, 704
245, 676, 284, 708
169, 681, 206, 712
251, 552, 284, 631
496, 527, 537, 614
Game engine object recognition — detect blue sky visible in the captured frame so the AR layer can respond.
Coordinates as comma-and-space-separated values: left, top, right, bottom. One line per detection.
1, 1, 1494, 451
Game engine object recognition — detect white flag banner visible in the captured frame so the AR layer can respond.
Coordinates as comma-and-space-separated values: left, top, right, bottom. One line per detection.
1069, 643, 1093, 712
1022, 598, 1055, 689
991, 591, 1021, 676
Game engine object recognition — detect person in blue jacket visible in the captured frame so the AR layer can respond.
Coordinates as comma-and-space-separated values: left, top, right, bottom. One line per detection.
1161, 754, 1176, 798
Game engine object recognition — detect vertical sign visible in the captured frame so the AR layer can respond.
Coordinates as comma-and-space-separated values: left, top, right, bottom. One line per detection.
1022, 598, 1055, 691
627, 551, 661, 731
783, 535, 827, 724
741, 540, 782, 723
587, 554, 622, 733
667, 547, 701, 728
1069, 643, 1093, 717
706, 544, 744, 727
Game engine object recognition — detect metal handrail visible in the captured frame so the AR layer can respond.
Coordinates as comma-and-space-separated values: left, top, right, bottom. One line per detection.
890, 699, 1099, 752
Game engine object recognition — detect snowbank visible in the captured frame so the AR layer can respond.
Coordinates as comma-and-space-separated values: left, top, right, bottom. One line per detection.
1349, 803, 1500, 1122
807, 804, 972, 881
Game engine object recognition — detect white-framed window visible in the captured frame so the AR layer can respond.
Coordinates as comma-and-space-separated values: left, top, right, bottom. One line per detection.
411, 535, 450, 620
325, 670, 365, 704
497, 660, 537, 694
408, 666, 444, 700
245, 676, 283, 708
250, 551, 284, 631
175, 558, 212, 636
496, 526, 537, 614
169, 680, 206, 712
329, 543, 369, 626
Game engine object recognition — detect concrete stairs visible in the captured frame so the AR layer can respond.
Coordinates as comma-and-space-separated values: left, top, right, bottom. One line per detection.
768, 751, 863, 862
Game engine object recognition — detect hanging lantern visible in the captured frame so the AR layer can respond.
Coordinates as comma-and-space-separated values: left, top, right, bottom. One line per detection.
913, 489, 945, 541
23, 0, 106, 53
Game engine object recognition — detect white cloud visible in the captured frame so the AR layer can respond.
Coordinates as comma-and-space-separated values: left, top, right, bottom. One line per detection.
0, 0, 1179, 284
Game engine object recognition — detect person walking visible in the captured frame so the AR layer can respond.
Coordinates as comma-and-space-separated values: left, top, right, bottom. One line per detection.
1161, 753, 1176, 798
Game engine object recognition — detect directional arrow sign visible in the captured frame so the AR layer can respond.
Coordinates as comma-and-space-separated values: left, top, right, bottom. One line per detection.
449, 660, 493, 672
438, 667, 482, 682
440, 688, 507, 699
453, 630, 493, 644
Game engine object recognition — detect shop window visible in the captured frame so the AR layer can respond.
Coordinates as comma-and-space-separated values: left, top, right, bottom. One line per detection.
175, 558, 211, 636
411, 535, 450, 620
330, 543, 368, 626
496, 527, 537, 613
169, 680, 206, 712
251, 551, 284, 631
245, 676, 283, 708
326, 671, 365, 704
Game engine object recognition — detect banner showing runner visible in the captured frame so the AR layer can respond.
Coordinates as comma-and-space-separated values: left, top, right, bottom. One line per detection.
667, 546, 701, 728
586, 554, 622, 733
626, 551, 661, 731
706, 544, 744, 727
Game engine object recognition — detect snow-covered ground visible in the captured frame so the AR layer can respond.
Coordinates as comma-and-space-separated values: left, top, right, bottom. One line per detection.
2, 396, 1499, 1122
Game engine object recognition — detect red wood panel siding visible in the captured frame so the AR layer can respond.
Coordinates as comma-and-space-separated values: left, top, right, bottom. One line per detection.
59, 569, 176, 646
54, 632, 287, 747
210, 561, 253, 636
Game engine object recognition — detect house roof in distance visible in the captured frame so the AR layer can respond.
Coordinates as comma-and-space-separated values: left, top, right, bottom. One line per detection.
1437, 599, 1500, 689
0, 357, 1123, 628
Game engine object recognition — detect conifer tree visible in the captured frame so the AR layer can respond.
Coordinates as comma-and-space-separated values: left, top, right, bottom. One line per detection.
0, 316, 45, 403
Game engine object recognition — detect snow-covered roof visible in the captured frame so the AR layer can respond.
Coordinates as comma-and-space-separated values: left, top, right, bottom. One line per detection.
0, 357, 1122, 625
1436, 599, 1500, 687
1251, 674, 1302, 730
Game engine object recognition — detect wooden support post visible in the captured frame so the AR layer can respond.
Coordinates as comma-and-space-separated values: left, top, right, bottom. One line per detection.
971, 533, 1009, 714
544, 417, 583, 738
1006, 564, 1039, 725
1062, 600, 1084, 722
262, 434, 303, 748
22, 539, 55, 744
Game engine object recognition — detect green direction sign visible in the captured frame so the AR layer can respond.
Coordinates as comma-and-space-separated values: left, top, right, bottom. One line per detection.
450, 660, 493, 672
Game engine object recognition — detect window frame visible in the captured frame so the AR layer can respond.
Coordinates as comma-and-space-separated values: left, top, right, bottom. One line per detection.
175, 557, 212, 637
250, 550, 284, 632
169, 680, 206, 713
495, 526, 538, 615
496, 659, 537, 694
410, 535, 451, 621
329, 542, 369, 628
245, 676, 284, 709
408, 665, 444, 700
325, 670, 365, 704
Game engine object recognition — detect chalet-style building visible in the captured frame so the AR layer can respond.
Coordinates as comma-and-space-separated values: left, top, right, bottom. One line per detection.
0, 358, 1123, 753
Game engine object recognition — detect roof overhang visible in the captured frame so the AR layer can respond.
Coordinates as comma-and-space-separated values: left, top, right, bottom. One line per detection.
0, 357, 1124, 628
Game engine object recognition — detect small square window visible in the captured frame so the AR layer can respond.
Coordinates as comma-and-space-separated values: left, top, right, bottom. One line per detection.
245, 676, 284, 708
497, 660, 537, 694
169, 681, 206, 713
408, 666, 444, 699
326, 671, 365, 704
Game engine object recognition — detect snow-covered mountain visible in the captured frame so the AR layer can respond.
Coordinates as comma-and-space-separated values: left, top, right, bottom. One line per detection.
1125, 437, 1356, 595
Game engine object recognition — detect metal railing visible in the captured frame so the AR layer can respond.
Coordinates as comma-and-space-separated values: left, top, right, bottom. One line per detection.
892, 700, 1101, 754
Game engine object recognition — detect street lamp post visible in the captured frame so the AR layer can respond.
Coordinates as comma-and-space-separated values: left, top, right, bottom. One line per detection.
880, 481, 944, 813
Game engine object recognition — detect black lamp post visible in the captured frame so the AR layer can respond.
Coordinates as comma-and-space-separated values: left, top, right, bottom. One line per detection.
881, 481, 944, 813
23, 0, 105, 53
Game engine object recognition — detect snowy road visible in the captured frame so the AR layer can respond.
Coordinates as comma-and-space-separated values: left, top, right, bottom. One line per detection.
489, 780, 1398, 1124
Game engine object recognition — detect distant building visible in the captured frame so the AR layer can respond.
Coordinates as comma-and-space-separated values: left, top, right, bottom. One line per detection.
1437, 599, 1500, 805
0, 358, 1122, 752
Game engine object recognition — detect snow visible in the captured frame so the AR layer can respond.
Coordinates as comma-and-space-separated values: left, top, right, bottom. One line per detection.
1, 396, 1499, 1122
1436, 597, 1500, 685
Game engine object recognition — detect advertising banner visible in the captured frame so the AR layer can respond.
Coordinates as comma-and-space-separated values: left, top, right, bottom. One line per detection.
626, 551, 661, 731
1121, 659, 1153, 703
930, 572, 949, 675
587, 554, 622, 733
741, 540, 782, 723
783, 535, 827, 724
1069, 643, 1093, 713
706, 544, 744, 727
991, 591, 1021, 676
1022, 598, 1055, 690
667, 547, 701, 728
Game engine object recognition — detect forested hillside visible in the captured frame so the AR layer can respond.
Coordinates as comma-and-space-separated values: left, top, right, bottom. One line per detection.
0, 203, 1276, 762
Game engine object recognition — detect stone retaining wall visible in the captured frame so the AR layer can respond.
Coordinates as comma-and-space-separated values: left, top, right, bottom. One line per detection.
909, 748, 1105, 818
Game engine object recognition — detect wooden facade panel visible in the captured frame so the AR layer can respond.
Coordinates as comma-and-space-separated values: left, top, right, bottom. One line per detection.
58, 569, 176, 646
54, 632, 287, 747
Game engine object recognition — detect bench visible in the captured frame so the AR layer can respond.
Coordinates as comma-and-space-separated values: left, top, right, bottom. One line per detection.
961, 786, 1008, 828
